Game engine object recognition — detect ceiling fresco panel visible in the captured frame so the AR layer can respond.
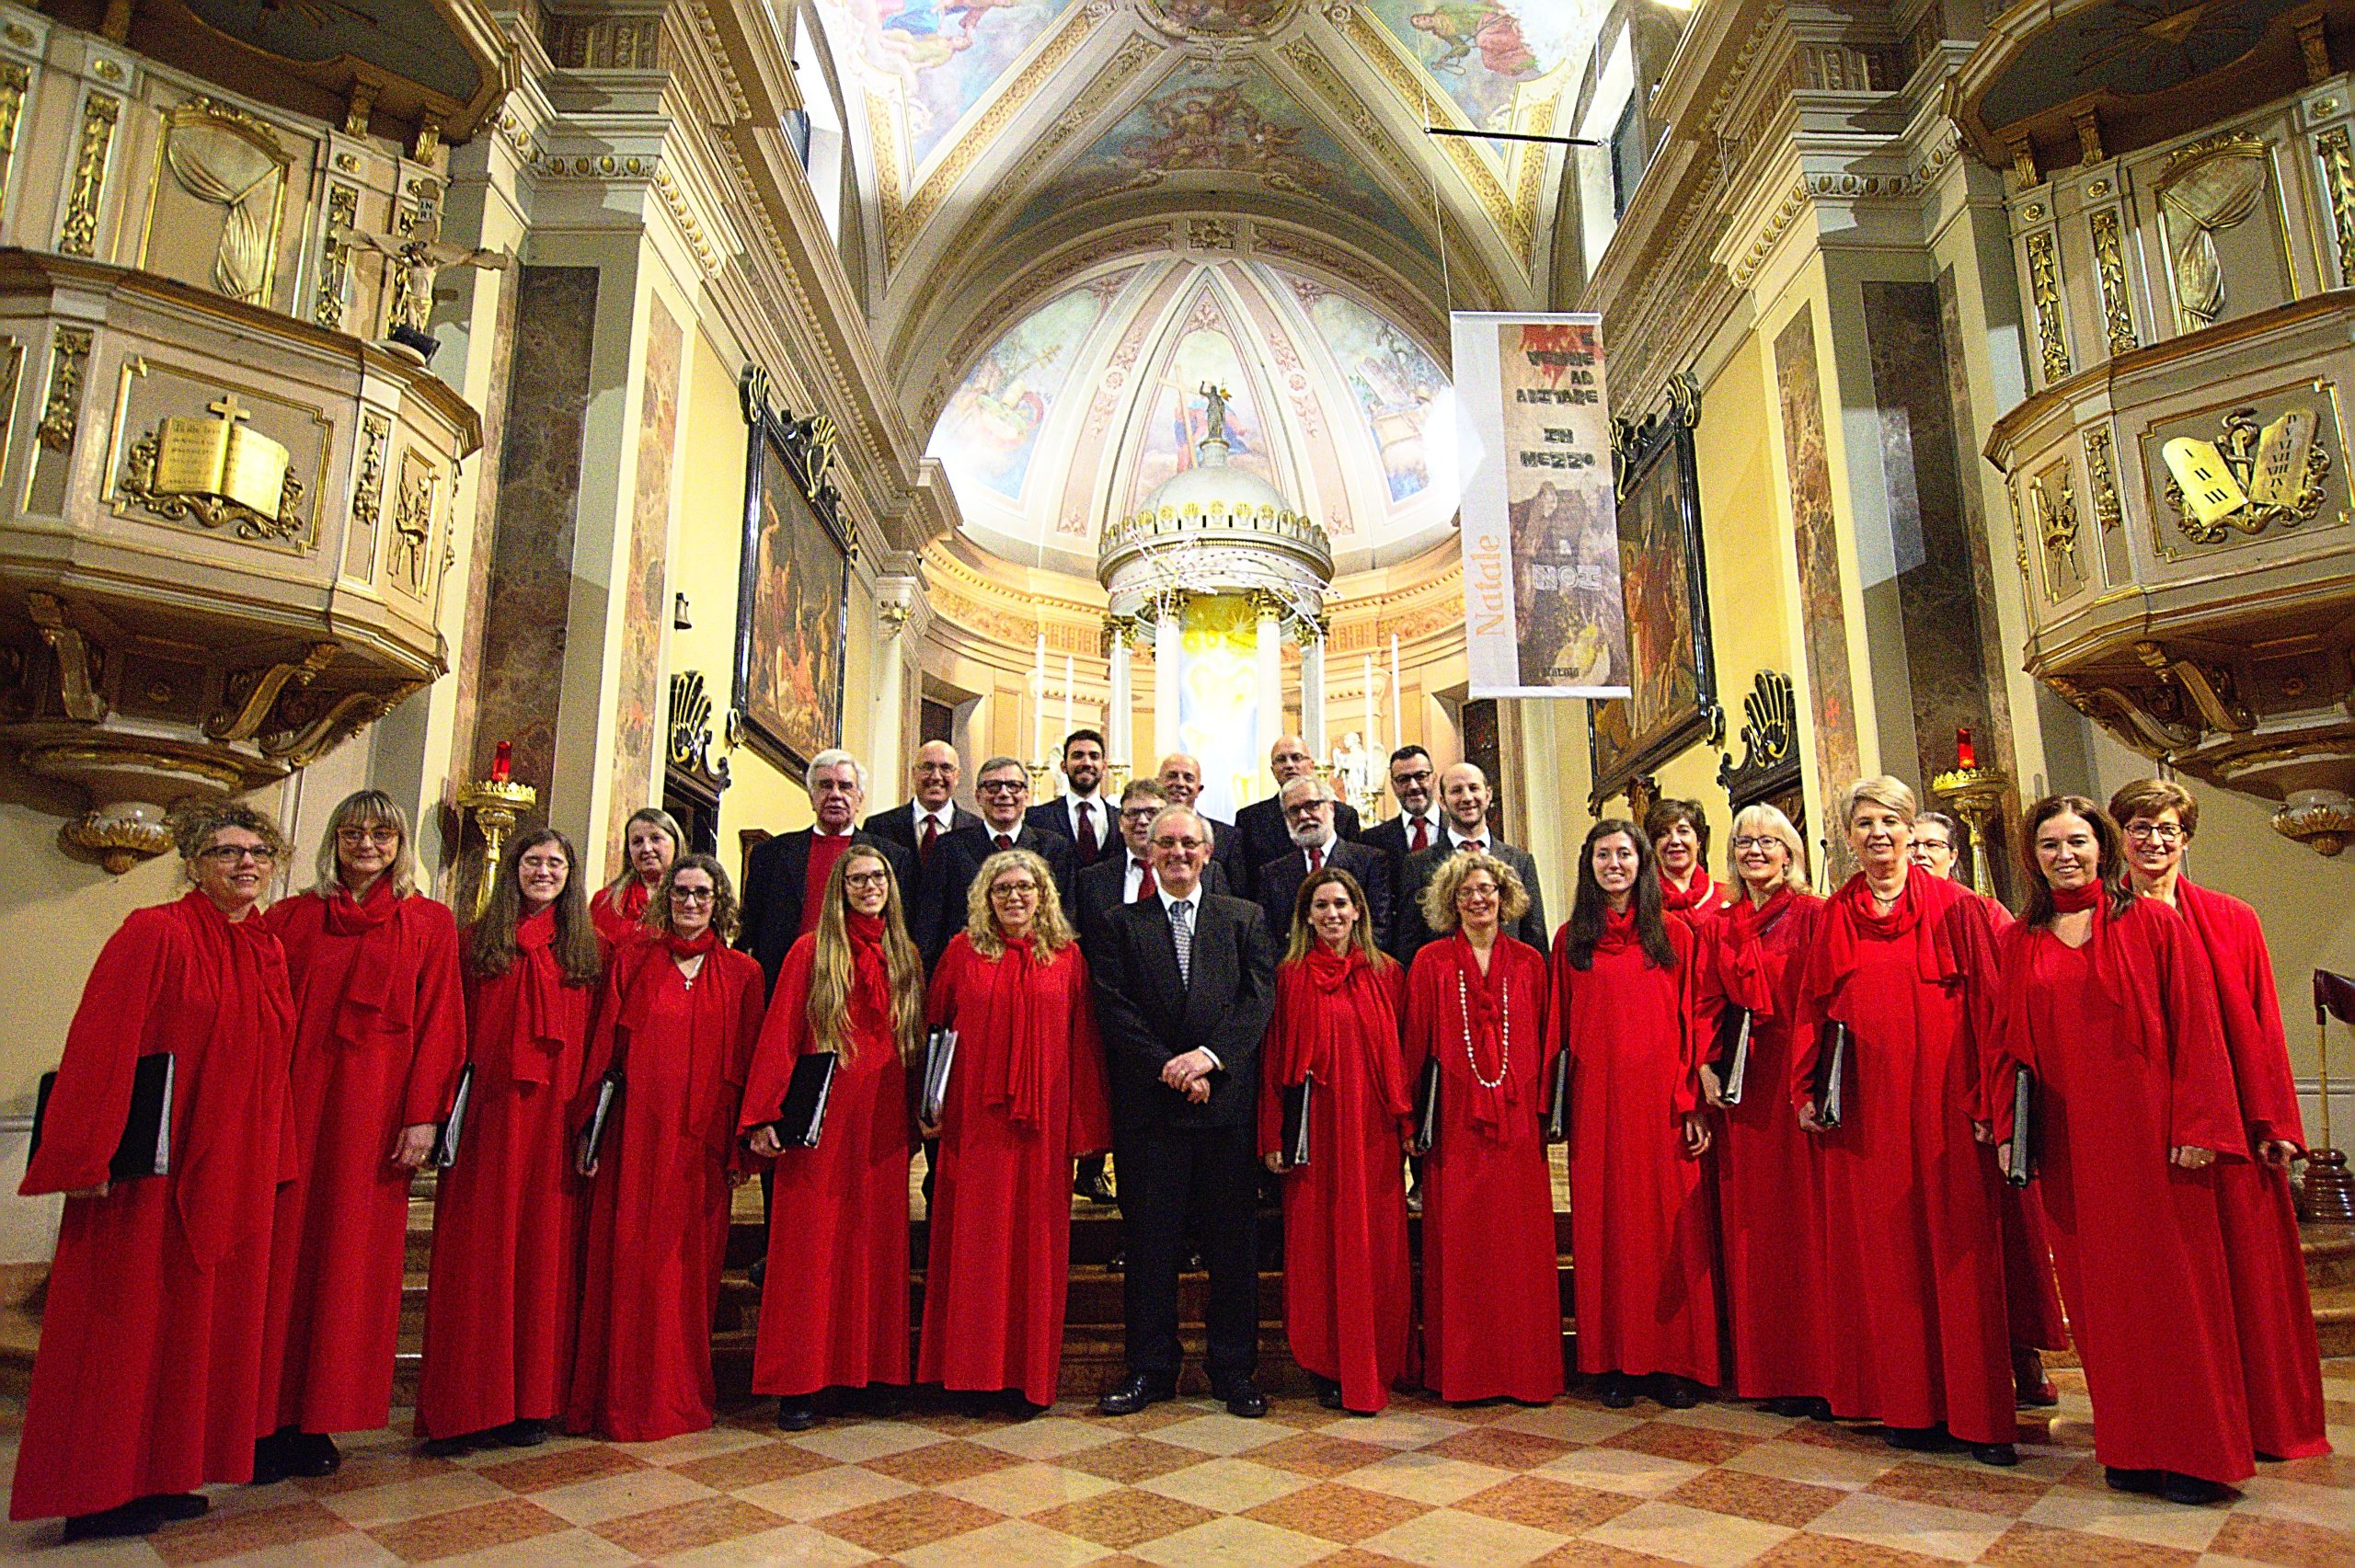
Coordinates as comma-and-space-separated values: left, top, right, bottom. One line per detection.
1364, 0, 1598, 133
821, 0, 1082, 173
1276, 268, 1449, 503
927, 269, 1135, 503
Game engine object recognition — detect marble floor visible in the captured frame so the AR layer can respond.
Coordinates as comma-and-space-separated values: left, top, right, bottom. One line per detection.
0, 1360, 2349, 1567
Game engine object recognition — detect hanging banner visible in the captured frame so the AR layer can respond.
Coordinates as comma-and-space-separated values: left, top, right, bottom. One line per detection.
1451, 312, 1629, 699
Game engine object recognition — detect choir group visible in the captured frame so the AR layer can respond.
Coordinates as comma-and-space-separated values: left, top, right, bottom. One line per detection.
7, 731, 2331, 1544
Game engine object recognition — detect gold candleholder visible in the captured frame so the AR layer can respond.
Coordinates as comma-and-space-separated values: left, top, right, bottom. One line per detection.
454, 777, 536, 918
1930, 764, 2010, 900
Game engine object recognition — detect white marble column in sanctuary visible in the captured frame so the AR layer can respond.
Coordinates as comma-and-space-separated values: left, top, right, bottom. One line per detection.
1254, 602, 1281, 785
1155, 608, 1181, 759
1300, 631, 1326, 760
1106, 621, 1133, 766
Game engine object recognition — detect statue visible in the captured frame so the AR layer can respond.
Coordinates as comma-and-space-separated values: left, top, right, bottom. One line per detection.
1330, 729, 1373, 807
1198, 380, 1231, 441
331, 211, 511, 365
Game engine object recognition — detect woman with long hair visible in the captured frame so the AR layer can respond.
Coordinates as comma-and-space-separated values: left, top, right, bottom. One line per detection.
1403, 851, 1561, 1404
12, 805, 295, 1540
258, 790, 466, 1480
590, 807, 684, 947
1694, 805, 1829, 1413
1261, 867, 1413, 1414
418, 829, 606, 1452
1647, 796, 1724, 943
1990, 796, 2250, 1504
741, 843, 925, 1430
567, 855, 764, 1441
1792, 777, 2019, 1466
917, 849, 1111, 1414
1553, 819, 1718, 1410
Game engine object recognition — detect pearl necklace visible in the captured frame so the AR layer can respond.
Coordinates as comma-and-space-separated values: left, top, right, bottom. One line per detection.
1458, 970, 1510, 1090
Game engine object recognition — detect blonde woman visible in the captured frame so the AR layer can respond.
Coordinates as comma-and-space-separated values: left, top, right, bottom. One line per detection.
741, 843, 925, 1430
258, 789, 465, 1481
917, 850, 1111, 1414
589, 807, 684, 946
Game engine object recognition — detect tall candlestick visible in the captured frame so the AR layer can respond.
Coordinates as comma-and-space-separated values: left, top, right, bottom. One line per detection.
1388, 634, 1403, 751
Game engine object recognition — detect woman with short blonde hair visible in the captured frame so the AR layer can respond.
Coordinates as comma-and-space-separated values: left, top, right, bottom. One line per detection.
1419, 848, 1531, 934
1726, 803, 1809, 896
962, 847, 1078, 959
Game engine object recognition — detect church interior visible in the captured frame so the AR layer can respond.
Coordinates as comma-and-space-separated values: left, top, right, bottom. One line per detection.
3, 0, 2355, 1562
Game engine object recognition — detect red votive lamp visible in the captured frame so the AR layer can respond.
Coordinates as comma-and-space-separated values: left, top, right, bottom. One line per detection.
491, 739, 511, 784
1955, 727, 1976, 771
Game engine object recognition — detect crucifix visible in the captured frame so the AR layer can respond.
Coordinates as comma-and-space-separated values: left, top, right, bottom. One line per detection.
330, 210, 511, 362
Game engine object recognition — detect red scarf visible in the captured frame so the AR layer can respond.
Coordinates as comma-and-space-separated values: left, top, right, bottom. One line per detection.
2002, 881, 2159, 1063
973, 935, 1058, 1129
1447, 933, 1517, 1140
1661, 869, 1717, 916
617, 879, 652, 922
506, 908, 572, 1084
845, 912, 895, 1047
1720, 888, 1794, 1016
323, 877, 411, 1048
1798, 871, 1964, 1024
1267, 946, 1409, 1116
176, 891, 296, 1263
1594, 906, 1642, 955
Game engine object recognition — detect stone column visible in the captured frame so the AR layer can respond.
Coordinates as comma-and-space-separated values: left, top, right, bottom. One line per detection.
1255, 601, 1282, 795
870, 572, 920, 802
1106, 620, 1133, 766
1299, 627, 1326, 762
1155, 602, 1182, 759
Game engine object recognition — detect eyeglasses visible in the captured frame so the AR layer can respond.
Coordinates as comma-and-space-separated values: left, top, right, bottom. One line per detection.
1458, 884, 1499, 901
913, 763, 958, 777
989, 881, 1040, 899
336, 826, 399, 846
843, 869, 892, 889
200, 843, 276, 864
669, 886, 716, 903
1120, 807, 1161, 822
2124, 823, 2186, 844
1284, 801, 1332, 818
1392, 768, 1433, 786
1730, 835, 1781, 852
1150, 836, 1207, 853
977, 779, 1028, 795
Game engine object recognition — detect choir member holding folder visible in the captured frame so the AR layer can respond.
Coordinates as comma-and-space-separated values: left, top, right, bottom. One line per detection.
1552, 821, 1718, 1411
568, 855, 764, 1441
1792, 777, 2019, 1466
1403, 851, 1561, 1404
418, 830, 605, 1452
1694, 805, 1830, 1414
11, 805, 296, 1540
2109, 778, 2331, 1462
258, 790, 466, 1480
917, 849, 1111, 1413
1990, 796, 2252, 1504
742, 843, 925, 1431
589, 807, 682, 947
1259, 867, 1413, 1415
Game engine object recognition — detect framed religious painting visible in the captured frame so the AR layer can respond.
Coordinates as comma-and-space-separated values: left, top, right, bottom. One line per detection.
734, 365, 850, 778
1587, 396, 1722, 812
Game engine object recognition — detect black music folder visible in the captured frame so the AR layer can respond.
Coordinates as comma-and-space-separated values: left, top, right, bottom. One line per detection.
771, 1051, 839, 1149
1279, 1078, 1313, 1169
2008, 1066, 2037, 1187
919, 1027, 957, 1127
1544, 1047, 1568, 1143
431, 1062, 474, 1170
1813, 1021, 1850, 1128
574, 1068, 621, 1176
30, 1051, 174, 1182
1412, 1057, 1442, 1155
1717, 1008, 1753, 1105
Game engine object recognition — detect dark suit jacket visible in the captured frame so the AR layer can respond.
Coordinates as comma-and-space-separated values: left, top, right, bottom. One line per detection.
1358, 811, 1446, 891
862, 800, 982, 857
1087, 890, 1276, 1132
1254, 838, 1393, 955
1392, 837, 1549, 968
1024, 796, 1120, 869
1234, 795, 1362, 891
1200, 815, 1249, 890
1072, 853, 1232, 944
922, 823, 1077, 966
736, 829, 918, 994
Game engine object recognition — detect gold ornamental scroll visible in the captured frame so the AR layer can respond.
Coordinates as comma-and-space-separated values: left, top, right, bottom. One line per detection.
154, 394, 290, 518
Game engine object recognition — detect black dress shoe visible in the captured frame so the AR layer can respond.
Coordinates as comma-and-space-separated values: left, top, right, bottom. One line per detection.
1651, 1376, 1703, 1411
1595, 1372, 1636, 1410
251, 1428, 298, 1485
2105, 1466, 2165, 1495
748, 1255, 766, 1290
2161, 1472, 2233, 1506
1212, 1377, 1267, 1418
776, 1396, 818, 1432
498, 1419, 549, 1448
419, 1433, 484, 1458
146, 1494, 209, 1523
1882, 1425, 1952, 1452
1763, 1397, 1812, 1417
1005, 1395, 1050, 1420
1097, 1372, 1178, 1415
289, 1432, 342, 1477
62, 1498, 167, 1541
1313, 1377, 1344, 1412
851, 1384, 906, 1418
1971, 1443, 2019, 1467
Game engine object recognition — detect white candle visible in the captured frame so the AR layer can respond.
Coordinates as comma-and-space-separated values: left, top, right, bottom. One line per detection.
1032, 632, 1047, 764
1062, 654, 1074, 744
1389, 633, 1403, 750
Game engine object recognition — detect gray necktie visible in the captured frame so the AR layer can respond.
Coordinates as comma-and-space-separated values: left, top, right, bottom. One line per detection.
1168, 898, 1192, 988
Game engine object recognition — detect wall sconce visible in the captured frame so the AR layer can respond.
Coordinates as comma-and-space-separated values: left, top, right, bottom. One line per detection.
673, 592, 693, 630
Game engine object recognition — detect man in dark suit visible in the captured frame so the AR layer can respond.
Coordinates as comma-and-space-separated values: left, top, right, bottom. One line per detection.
1233, 735, 1361, 887
863, 740, 981, 864
1023, 728, 1119, 869
925, 755, 1076, 966
1357, 744, 1448, 889
1153, 752, 1247, 891
737, 749, 918, 994
1074, 780, 1234, 941
1254, 775, 1393, 952
1088, 805, 1277, 1418
1392, 761, 1549, 967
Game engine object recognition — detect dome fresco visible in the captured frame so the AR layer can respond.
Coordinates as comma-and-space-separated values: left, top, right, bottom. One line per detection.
925, 257, 1458, 575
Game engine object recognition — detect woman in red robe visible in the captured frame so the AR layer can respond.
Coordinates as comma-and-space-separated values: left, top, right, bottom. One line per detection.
1260, 867, 1413, 1415
418, 829, 606, 1452
588, 806, 682, 947
568, 854, 764, 1441
1992, 795, 2252, 1504
2110, 777, 2328, 1462
743, 843, 925, 1429
1648, 796, 1724, 944
1792, 776, 2019, 1467
919, 848, 1111, 1413
12, 805, 296, 1541
258, 790, 466, 1479
1553, 820, 1718, 1409
1695, 803, 1829, 1413
1404, 851, 1561, 1404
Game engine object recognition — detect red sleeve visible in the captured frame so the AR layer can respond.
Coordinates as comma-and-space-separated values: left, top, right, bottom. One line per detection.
20, 908, 178, 1196
1402, 945, 1439, 1081
399, 899, 470, 1126
2153, 910, 2250, 1159
578, 952, 629, 1108
1670, 924, 1701, 1116
2200, 893, 2304, 1145
740, 936, 817, 1136
1788, 923, 1828, 1115
1945, 893, 2006, 1125
1987, 924, 2035, 1145
1691, 922, 1730, 1065
1064, 948, 1112, 1158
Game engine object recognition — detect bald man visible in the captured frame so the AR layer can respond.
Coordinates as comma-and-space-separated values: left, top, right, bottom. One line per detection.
1232, 736, 1362, 896
865, 741, 982, 864
1155, 753, 1248, 889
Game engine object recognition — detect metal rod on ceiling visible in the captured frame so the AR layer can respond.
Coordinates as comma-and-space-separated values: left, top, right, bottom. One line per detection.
1423, 127, 1604, 147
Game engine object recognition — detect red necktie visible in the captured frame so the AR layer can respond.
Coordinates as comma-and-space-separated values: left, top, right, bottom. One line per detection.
1410, 818, 1430, 853
1133, 859, 1155, 900
1075, 800, 1098, 858
995, 833, 1013, 852
919, 818, 939, 864
1465, 839, 1488, 855
1306, 845, 1322, 874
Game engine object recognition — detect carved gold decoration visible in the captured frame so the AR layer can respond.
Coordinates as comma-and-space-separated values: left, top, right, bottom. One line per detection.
2157, 134, 2269, 327
667, 670, 729, 792
316, 183, 358, 327
61, 809, 173, 875
2074, 109, 2105, 166
27, 592, 106, 721
343, 79, 375, 137
2161, 404, 2333, 542
2084, 429, 2122, 532
117, 392, 305, 542
35, 326, 90, 452
0, 60, 28, 205
261, 681, 424, 768
2089, 209, 2136, 354
2026, 229, 2071, 383
152, 97, 291, 303
2274, 790, 2355, 855
2319, 128, 2355, 285
413, 116, 442, 166
2006, 474, 2032, 586
350, 409, 388, 535
798, 413, 838, 504
385, 447, 436, 595
205, 642, 338, 740
2029, 460, 2082, 599
58, 94, 119, 257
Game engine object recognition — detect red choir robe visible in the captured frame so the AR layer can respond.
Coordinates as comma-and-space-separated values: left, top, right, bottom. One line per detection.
567, 933, 763, 1441
1661, 870, 1725, 945
588, 880, 653, 949
1259, 948, 1415, 1413
11, 892, 296, 1521
1990, 889, 2254, 1486
1790, 871, 2016, 1446
917, 933, 1112, 1405
260, 882, 466, 1435
743, 917, 913, 1397
2175, 878, 2329, 1459
1554, 911, 1720, 1387
1404, 933, 1562, 1403
1696, 888, 1831, 1400
416, 910, 604, 1440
